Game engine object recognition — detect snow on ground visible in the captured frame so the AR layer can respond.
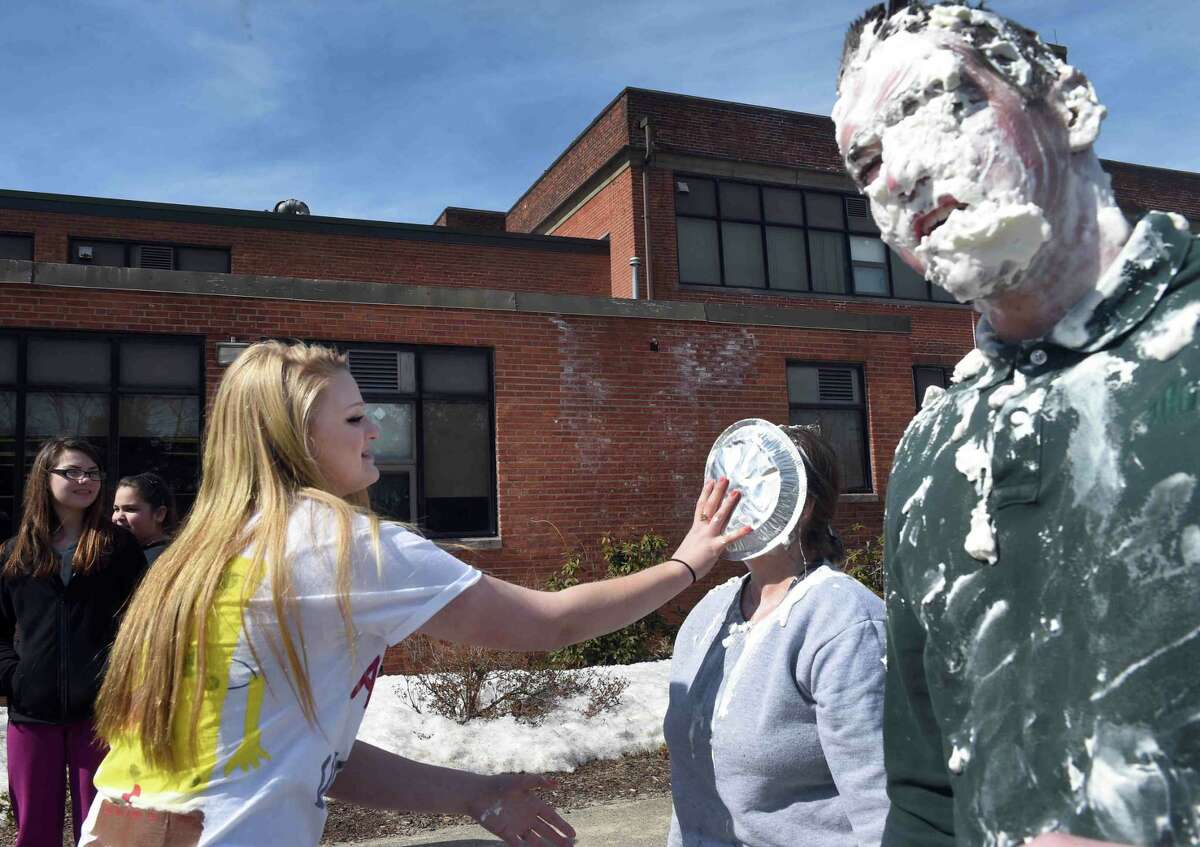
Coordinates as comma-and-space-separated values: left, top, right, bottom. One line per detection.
0, 660, 671, 793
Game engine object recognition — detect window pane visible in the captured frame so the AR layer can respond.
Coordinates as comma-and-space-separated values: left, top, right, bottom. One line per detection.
721, 222, 766, 288
763, 188, 804, 225
805, 193, 845, 229
765, 227, 808, 290
28, 338, 110, 386
175, 247, 230, 273
371, 470, 414, 523
719, 183, 760, 220
932, 282, 959, 303
849, 236, 886, 263
0, 235, 32, 261
675, 178, 717, 217
786, 365, 820, 404
853, 266, 889, 295
365, 402, 415, 463
422, 401, 492, 534
676, 217, 721, 284
72, 241, 126, 267
120, 341, 201, 389
808, 231, 848, 293
422, 350, 488, 395
0, 338, 15, 383
26, 393, 109, 438
914, 367, 949, 407
118, 396, 201, 504
845, 198, 880, 234
890, 250, 929, 300
788, 408, 869, 492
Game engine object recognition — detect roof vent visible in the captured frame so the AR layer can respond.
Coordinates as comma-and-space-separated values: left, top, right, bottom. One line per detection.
273, 199, 311, 215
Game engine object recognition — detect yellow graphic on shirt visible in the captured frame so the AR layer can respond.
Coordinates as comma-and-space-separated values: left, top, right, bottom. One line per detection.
96, 556, 270, 799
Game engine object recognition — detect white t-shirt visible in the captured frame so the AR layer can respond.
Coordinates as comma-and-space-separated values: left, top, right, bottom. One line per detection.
80, 499, 481, 846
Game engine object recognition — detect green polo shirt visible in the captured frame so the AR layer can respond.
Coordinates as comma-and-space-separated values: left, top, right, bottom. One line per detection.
882, 213, 1200, 846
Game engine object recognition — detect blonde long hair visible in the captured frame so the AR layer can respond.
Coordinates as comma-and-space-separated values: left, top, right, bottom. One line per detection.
96, 341, 378, 769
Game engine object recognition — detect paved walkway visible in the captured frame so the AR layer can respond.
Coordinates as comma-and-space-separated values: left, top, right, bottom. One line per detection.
331, 795, 672, 847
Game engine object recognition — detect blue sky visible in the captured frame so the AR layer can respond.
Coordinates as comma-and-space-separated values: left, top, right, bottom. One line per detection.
3, 1, 1196, 224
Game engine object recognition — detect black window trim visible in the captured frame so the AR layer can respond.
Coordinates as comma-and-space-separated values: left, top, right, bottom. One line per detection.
0, 329, 207, 536
327, 339, 498, 540
68, 235, 232, 273
786, 359, 873, 494
674, 172, 959, 303
912, 364, 954, 409
0, 231, 34, 261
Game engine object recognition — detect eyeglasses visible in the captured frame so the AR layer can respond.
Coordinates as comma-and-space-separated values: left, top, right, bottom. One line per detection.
50, 468, 105, 483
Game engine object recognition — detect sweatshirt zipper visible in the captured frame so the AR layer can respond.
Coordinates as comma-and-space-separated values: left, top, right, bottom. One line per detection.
59, 590, 69, 721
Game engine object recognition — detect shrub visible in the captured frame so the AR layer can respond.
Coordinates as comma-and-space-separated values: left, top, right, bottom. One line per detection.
399, 637, 628, 726
545, 533, 675, 668
843, 522, 885, 597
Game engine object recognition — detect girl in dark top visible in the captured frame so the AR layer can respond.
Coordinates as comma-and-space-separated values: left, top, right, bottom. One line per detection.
0, 438, 146, 846
112, 472, 178, 564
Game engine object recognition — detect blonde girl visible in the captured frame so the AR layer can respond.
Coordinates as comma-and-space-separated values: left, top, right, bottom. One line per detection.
82, 340, 747, 847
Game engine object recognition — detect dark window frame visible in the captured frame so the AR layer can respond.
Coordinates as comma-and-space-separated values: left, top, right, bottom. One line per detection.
912, 365, 954, 409
330, 340, 498, 540
786, 360, 873, 494
0, 232, 34, 261
68, 236, 231, 273
674, 173, 959, 303
0, 329, 206, 540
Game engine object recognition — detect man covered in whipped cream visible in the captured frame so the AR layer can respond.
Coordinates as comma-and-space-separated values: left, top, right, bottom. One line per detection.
833, 3, 1199, 846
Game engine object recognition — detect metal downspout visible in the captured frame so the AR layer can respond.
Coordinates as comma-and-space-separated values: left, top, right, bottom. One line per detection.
638, 117, 654, 300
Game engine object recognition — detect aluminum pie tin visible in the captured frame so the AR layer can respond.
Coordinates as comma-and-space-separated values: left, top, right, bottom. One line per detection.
704, 419, 808, 561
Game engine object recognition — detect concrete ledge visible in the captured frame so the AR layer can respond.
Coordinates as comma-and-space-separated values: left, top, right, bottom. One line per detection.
705, 303, 910, 334
435, 536, 503, 551
515, 291, 706, 322
21, 261, 913, 334
0, 258, 33, 284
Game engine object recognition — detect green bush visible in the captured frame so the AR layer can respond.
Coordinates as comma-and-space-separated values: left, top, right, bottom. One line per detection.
546, 533, 675, 668
843, 523, 885, 598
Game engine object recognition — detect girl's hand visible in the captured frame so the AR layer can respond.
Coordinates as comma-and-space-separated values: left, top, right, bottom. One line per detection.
467, 773, 575, 846
671, 477, 752, 582
1025, 837, 1131, 847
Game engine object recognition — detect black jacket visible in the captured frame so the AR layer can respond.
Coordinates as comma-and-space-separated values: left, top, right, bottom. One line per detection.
0, 529, 147, 724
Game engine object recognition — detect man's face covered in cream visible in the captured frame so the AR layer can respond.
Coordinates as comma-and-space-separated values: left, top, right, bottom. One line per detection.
833, 7, 1093, 305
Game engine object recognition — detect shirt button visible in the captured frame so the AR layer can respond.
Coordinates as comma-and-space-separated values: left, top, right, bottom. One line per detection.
1029, 349, 1048, 366
1010, 410, 1031, 427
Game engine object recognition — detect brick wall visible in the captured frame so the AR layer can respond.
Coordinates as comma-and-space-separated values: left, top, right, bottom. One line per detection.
1, 278, 966, 672
0, 208, 612, 298
549, 166, 645, 298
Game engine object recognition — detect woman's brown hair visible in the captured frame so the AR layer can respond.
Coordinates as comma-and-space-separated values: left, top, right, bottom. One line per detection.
3, 438, 112, 578
783, 426, 846, 565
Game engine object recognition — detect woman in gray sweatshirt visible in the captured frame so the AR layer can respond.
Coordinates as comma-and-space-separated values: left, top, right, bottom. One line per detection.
664, 426, 889, 846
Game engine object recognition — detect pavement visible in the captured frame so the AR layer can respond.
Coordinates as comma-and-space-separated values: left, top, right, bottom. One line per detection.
331, 795, 672, 847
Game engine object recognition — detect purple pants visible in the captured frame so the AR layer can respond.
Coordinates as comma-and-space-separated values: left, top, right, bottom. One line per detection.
6, 719, 107, 847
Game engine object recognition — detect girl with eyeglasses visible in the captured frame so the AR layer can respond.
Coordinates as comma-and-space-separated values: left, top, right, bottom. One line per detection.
1, 438, 148, 846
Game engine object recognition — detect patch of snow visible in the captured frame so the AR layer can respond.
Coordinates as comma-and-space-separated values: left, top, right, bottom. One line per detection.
354, 661, 672, 775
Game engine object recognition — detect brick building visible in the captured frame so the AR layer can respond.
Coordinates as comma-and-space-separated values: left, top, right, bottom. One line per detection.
2, 89, 1197, 646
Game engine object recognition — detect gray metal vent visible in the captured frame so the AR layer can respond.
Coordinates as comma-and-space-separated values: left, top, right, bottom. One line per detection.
818, 367, 856, 403
348, 350, 415, 393
134, 245, 175, 270
845, 197, 870, 218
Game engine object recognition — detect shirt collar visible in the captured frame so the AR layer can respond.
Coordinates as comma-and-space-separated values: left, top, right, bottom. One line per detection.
975, 212, 1194, 364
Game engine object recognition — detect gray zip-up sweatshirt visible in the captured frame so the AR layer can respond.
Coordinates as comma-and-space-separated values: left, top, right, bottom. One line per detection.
664, 565, 889, 847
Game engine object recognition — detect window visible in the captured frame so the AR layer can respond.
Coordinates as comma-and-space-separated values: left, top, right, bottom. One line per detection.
0, 234, 33, 261
913, 365, 953, 409
674, 175, 960, 302
0, 332, 204, 541
70, 238, 230, 273
345, 345, 496, 539
787, 363, 871, 493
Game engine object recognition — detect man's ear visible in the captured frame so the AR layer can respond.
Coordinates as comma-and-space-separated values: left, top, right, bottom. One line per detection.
1049, 65, 1105, 152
